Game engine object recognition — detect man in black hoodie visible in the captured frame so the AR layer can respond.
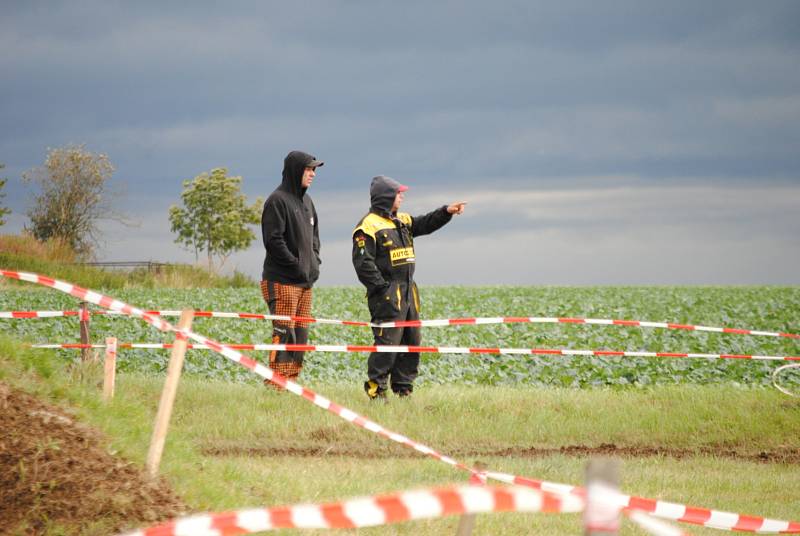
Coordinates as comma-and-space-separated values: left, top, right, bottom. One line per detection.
260, 150, 323, 384
352, 175, 466, 399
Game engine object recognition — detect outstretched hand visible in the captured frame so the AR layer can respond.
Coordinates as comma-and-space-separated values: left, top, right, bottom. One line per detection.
447, 202, 467, 215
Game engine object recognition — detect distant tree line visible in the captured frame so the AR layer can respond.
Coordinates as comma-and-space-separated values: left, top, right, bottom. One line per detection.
11, 144, 261, 271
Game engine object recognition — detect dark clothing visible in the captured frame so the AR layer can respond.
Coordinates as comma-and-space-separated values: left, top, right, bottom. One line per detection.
261, 151, 321, 287
352, 207, 451, 322
259, 150, 322, 383
367, 296, 421, 394
352, 175, 453, 392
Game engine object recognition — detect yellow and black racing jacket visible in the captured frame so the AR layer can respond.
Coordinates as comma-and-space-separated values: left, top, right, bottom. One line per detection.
352, 207, 452, 322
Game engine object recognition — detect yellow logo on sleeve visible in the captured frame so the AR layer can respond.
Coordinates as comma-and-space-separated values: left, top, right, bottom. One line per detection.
390, 247, 415, 265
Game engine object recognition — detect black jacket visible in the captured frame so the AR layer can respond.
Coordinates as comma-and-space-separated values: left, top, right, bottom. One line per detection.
261, 151, 321, 287
352, 175, 452, 321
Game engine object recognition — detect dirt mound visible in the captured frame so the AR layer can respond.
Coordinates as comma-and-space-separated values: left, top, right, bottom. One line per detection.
0, 382, 185, 535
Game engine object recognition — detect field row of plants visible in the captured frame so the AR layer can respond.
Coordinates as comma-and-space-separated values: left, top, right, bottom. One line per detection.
1, 286, 799, 388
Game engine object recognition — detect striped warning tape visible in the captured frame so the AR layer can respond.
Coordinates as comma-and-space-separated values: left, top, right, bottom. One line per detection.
117, 484, 582, 535
119, 489, 692, 536
2, 309, 797, 340
482, 470, 800, 533
29, 342, 800, 362
2, 269, 797, 533
0, 270, 506, 487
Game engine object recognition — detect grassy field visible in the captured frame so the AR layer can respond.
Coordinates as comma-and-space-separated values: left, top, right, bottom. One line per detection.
1, 277, 799, 534
0, 233, 254, 289
2, 334, 799, 535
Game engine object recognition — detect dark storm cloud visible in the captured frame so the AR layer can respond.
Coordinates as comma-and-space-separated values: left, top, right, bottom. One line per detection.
1, 1, 798, 283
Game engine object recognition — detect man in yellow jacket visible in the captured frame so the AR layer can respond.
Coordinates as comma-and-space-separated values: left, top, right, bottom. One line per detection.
352, 175, 466, 399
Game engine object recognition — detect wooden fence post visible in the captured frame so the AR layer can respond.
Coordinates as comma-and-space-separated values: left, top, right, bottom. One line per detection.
584, 457, 621, 535
103, 337, 117, 401
79, 301, 91, 362
146, 309, 194, 478
455, 461, 486, 536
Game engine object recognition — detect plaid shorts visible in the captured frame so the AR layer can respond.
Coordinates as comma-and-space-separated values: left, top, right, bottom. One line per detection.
260, 280, 312, 329
260, 280, 312, 380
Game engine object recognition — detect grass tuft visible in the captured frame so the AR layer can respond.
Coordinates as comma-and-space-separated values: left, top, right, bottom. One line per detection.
0, 232, 255, 289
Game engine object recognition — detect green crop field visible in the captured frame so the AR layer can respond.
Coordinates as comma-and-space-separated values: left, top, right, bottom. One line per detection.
1, 286, 799, 389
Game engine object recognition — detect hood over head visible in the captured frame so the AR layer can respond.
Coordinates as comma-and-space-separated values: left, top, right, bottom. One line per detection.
370, 175, 408, 215
280, 150, 324, 197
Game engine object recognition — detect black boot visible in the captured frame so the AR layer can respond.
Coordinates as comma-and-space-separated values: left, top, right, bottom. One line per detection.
364, 380, 387, 401
392, 384, 413, 398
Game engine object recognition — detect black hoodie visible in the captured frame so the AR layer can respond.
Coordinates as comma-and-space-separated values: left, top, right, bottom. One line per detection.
368, 174, 400, 217
261, 151, 321, 287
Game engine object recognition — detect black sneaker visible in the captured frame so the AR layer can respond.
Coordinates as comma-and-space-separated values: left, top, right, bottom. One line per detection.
392, 384, 413, 397
364, 380, 387, 400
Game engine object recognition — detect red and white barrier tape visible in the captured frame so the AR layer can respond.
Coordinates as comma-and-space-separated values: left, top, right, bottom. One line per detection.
2, 269, 797, 533
2, 309, 798, 341
118, 484, 581, 535
0, 271, 498, 490
482, 469, 800, 533
29, 342, 800, 362
120, 487, 693, 536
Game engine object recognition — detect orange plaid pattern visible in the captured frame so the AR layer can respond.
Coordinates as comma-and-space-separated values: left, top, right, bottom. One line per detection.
260, 280, 312, 329
262, 359, 303, 390
260, 280, 312, 385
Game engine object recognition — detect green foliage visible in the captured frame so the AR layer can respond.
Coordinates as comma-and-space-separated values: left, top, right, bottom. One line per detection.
1, 286, 798, 388
0, 163, 10, 227
0, 232, 254, 290
23, 145, 116, 257
124, 264, 255, 289
169, 168, 263, 272
0, 250, 129, 289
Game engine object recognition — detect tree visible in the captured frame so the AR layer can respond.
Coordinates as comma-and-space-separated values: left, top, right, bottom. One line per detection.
0, 163, 9, 227
169, 168, 263, 271
23, 144, 116, 257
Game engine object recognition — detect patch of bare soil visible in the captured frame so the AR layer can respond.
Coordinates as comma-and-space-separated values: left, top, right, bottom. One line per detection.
203, 440, 800, 464
490, 443, 800, 464
0, 382, 186, 535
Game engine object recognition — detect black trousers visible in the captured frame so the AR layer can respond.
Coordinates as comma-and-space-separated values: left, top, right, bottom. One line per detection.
367, 296, 421, 393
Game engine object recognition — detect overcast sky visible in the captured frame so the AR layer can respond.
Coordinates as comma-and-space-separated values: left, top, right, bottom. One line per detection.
1, 1, 799, 285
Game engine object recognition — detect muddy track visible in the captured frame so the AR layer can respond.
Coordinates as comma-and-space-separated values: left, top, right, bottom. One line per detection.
202, 441, 800, 464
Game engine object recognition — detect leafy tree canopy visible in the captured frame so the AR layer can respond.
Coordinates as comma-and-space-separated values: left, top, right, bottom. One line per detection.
23, 145, 117, 257
169, 168, 262, 271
